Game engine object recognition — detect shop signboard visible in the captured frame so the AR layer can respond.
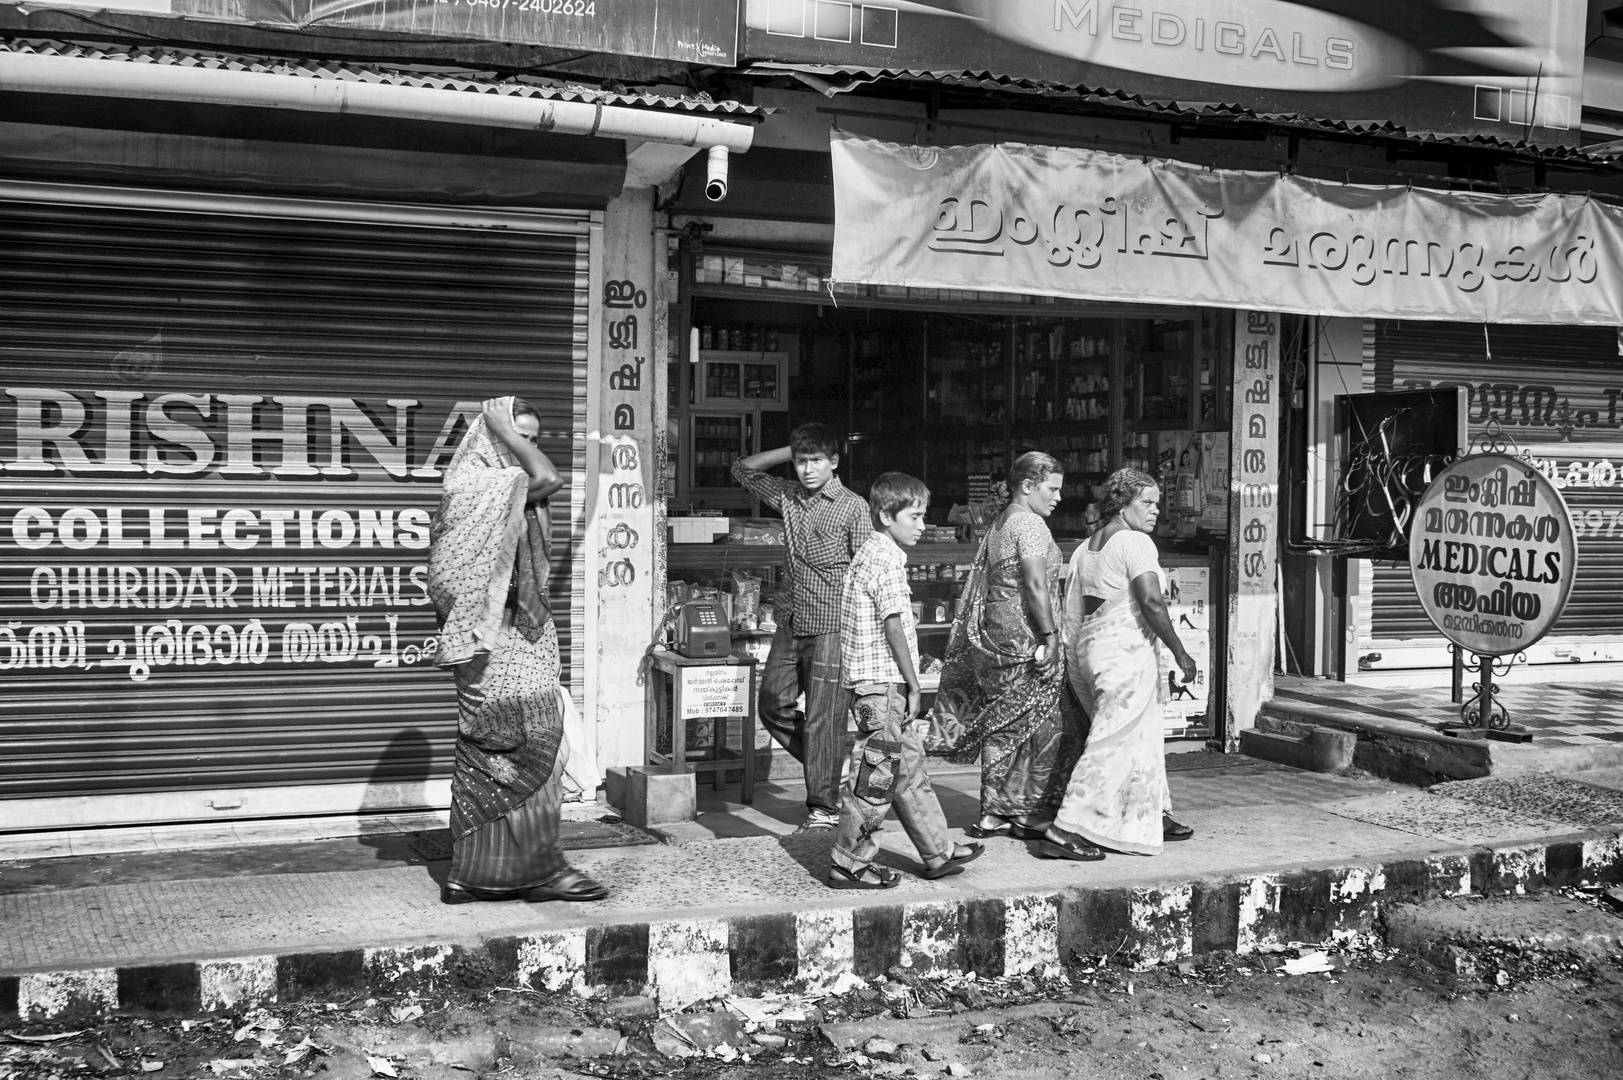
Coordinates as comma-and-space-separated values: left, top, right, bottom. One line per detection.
1408, 452, 1577, 656
678, 663, 751, 719
0, 198, 590, 824
745, 0, 1585, 144
830, 133, 1623, 326
6, 0, 740, 65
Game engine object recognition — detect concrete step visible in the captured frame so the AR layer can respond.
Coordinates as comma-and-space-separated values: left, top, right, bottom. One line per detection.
1261, 696, 1623, 787
1258, 699, 1490, 786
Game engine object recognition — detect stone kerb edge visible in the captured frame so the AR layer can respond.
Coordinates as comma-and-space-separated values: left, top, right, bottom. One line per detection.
6, 832, 1620, 1021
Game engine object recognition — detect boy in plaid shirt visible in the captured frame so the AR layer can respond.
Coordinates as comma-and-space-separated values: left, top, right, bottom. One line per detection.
829, 472, 983, 889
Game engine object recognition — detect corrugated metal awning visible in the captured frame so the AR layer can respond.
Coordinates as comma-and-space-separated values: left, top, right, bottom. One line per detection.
2, 37, 765, 118
744, 62, 1621, 166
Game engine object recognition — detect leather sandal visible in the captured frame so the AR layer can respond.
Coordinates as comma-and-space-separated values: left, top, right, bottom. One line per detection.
525, 869, 609, 903
967, 819, 1046, 841
921, 842, 984, 880
1162, 815, 1195, 841
1036, 837, 1106, 862
828, 864, 901, 890
441, 882, 526, 905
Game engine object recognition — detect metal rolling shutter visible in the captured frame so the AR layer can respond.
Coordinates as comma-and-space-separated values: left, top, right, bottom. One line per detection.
0, 187, 589, 812
1369, 321, 1623, 639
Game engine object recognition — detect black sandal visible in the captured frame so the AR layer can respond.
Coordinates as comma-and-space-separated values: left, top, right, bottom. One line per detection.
1162, 815, 1195, 841
967, 819, 1046, 841
828, 864, 901, 890
441, 882, 526, 905
1037, 837, 1106, 862
921, 842, 983, 880
525, 869, 609, 903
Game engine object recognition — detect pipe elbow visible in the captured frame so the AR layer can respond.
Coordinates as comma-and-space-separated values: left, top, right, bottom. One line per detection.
704, 145, 729, 202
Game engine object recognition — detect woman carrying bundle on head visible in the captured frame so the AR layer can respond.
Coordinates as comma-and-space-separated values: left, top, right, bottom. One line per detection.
930, 452, 1083, 841
428, 397, 607, 905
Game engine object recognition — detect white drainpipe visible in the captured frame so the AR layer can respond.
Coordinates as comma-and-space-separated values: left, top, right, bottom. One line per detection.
0, 49, 755, 156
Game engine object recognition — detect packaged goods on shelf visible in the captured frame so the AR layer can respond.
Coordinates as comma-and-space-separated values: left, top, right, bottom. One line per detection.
727, 518, 786, 545
728, 572, 763, 631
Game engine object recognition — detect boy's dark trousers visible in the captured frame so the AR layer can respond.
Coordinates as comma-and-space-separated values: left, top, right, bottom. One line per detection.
757, 615, 845, 818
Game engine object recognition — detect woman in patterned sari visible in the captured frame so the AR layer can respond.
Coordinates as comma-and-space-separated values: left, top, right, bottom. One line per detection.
1041, 469, 1197, 861
930, 452, 1083, 839
429, 397, 607, 904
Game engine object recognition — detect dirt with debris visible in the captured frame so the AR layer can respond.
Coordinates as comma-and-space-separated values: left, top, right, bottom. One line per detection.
5, 889, 1623, 1080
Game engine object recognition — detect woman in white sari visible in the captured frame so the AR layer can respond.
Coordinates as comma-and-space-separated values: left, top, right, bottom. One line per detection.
1040, 469, 1198, 861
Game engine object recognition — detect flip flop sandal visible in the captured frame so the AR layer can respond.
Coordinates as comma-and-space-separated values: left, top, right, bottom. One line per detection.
919, 861, 965, 880
965, 822, 1012, 839
920, 840, 985, 879
1007, 824, 1048, 841
828, 864, 901, 890
1036, 838, 1106, 862
953, 841, 985, 865
525, 870, 610, 903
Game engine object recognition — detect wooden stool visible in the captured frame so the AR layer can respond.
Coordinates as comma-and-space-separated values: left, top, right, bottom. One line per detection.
644, 647, 757, 804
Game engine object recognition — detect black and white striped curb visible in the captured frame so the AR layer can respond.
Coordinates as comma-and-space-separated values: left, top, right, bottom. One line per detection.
6, 833, 1620, 1022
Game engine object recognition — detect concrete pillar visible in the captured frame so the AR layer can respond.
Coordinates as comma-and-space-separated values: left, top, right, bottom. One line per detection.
585, 188, 660, 769
1226, 311, 1282, 751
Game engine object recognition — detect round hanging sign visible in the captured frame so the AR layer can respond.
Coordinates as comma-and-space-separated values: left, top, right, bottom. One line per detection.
1408, 452, 1577, 657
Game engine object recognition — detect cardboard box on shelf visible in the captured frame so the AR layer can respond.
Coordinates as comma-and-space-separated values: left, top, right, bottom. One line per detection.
669, 517, 730, 544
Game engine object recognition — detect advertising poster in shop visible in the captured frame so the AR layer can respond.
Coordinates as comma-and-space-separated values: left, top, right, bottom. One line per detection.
1163, 564, 1210, 734
746, 0, 1585, 145
5, 0, 740, 65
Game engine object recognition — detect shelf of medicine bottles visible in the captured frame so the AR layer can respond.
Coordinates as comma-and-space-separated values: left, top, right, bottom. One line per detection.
667, 544, 787, 572
695, 351, 786, 406
1016, 419, 1108, 436
1126, 319, 1196, 430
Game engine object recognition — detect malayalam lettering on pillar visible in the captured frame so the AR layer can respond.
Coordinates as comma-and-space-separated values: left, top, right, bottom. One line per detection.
1225, 311, 1281, 747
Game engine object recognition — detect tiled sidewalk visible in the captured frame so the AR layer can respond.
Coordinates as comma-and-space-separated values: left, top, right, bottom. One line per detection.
1273, 674, 1623, 747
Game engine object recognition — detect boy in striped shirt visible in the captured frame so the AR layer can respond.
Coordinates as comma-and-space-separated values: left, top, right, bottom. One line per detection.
829, 472, 982, 889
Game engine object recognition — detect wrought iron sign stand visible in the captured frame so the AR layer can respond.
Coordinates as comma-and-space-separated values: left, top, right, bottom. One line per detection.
1429, 425, 1576, 745
1447, 645, 1532, 743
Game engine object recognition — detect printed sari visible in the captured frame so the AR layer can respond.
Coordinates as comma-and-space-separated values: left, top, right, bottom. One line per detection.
928, 508, 1081, 823
1050, 542, 1172, 856
428, 397, 565, 891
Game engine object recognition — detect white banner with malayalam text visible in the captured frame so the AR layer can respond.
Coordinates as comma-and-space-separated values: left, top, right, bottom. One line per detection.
830, 133, 1623, 325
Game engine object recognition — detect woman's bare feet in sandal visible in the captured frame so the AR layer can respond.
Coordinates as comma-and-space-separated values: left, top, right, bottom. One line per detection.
920, 841, 984, 880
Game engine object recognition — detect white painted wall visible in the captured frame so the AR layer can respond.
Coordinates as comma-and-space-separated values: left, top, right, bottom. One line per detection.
584, 189, 660, 770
